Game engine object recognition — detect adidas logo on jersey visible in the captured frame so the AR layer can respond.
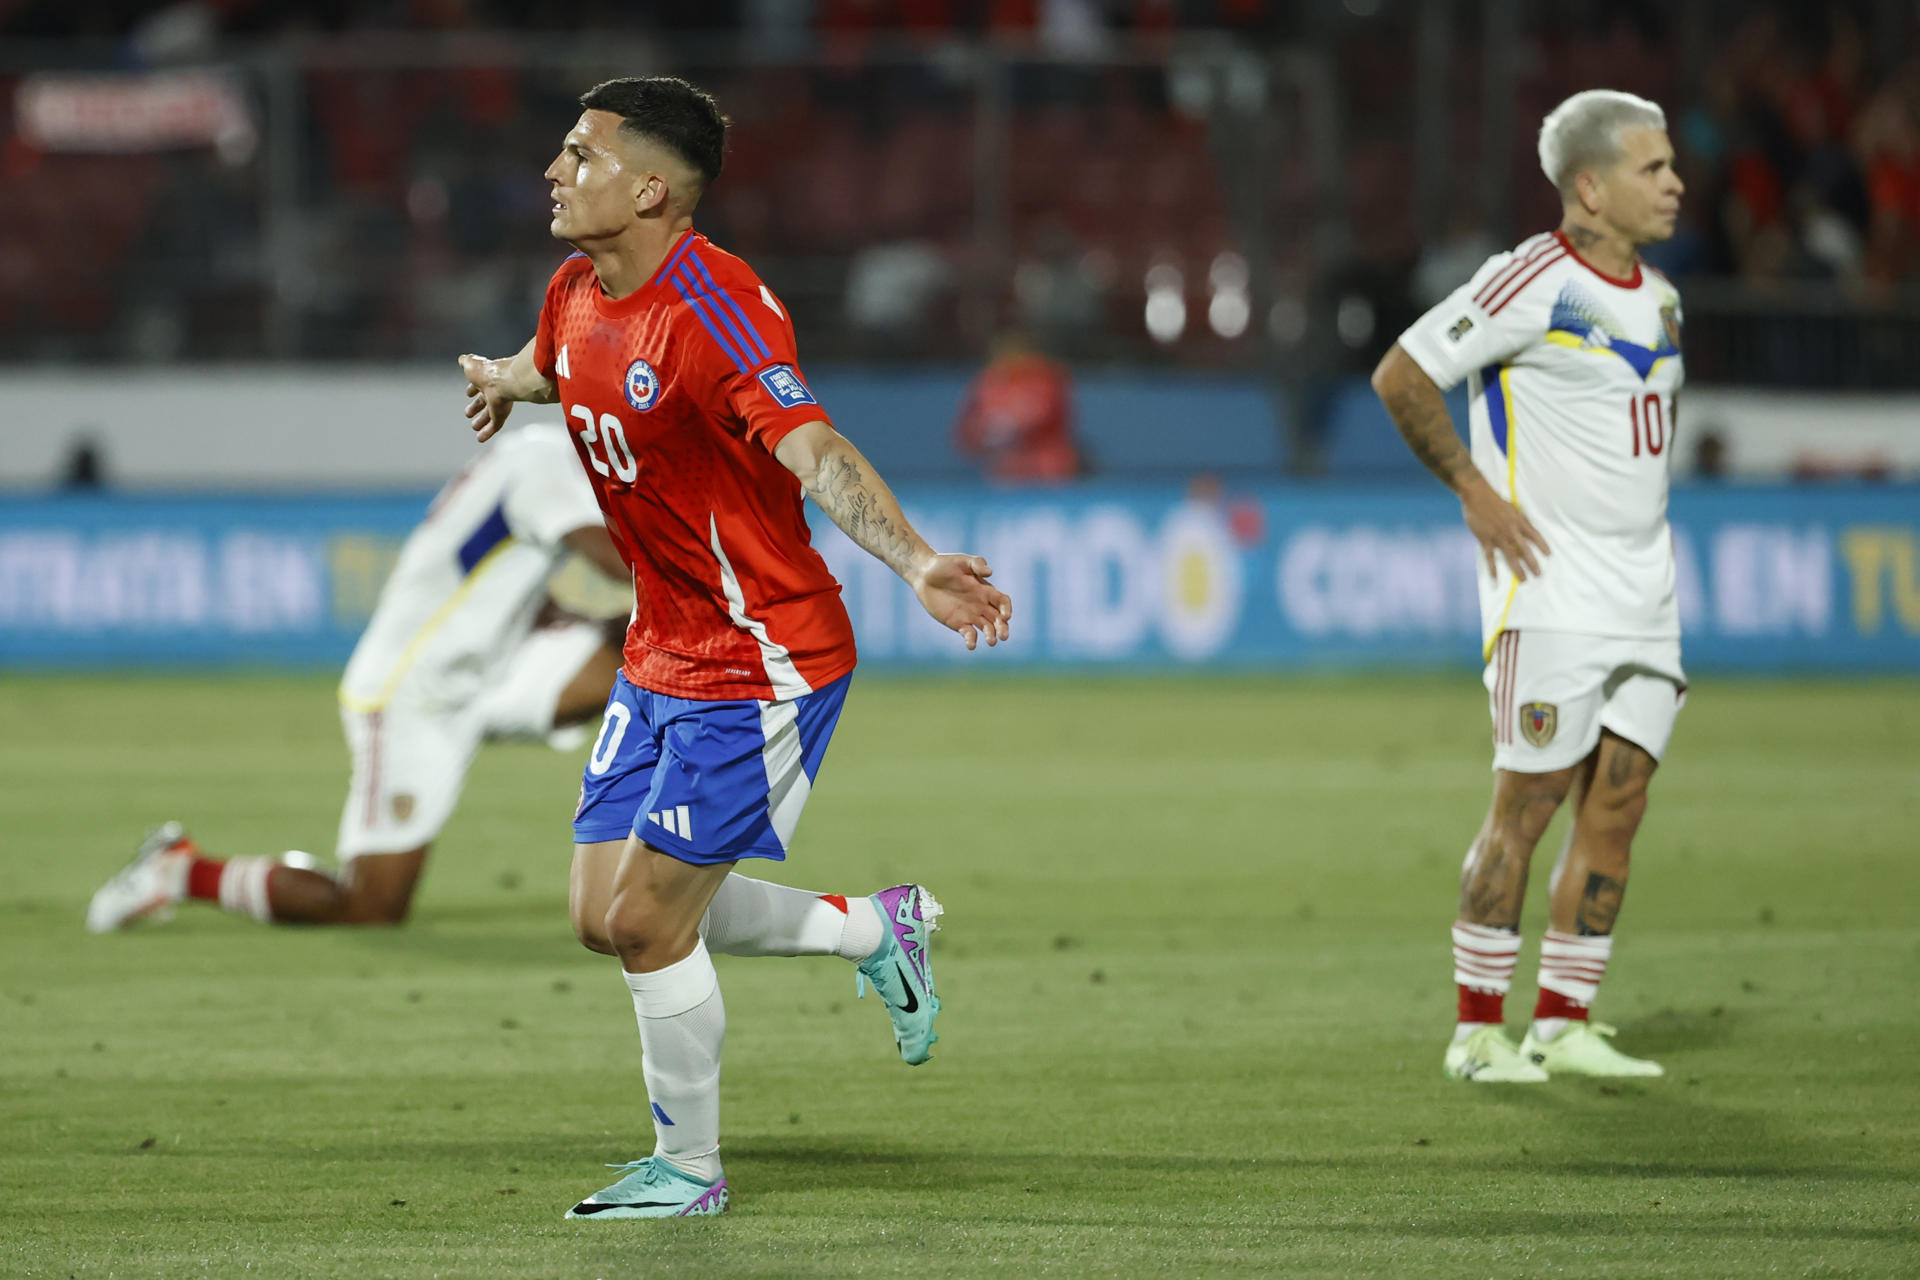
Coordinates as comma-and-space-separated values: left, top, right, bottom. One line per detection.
647, 805, 694, 839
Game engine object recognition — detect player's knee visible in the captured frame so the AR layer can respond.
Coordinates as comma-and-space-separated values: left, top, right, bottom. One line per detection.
1493, 778, 1570, 849
602, 892, 660, 960
571, 902, 615, 955
1588, 781, 1650, 838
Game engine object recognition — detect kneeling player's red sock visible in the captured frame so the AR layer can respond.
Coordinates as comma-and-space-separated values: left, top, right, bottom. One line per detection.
186, 857, 225, 902
184, 854, 276, 922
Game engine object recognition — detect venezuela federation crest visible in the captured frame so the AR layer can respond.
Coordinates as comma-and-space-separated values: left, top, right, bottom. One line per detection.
1519, 702, 1558, 748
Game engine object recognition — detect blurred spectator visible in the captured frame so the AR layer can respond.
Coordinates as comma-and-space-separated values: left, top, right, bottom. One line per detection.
1690, 428, 1728, 483
59, 434, 107, 490
952, 330, 1081, 483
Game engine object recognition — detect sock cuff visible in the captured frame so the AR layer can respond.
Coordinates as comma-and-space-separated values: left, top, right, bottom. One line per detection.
1541, 929, 1613, 959
217, 857, 275, 922
1452, 922, 1521, 953
624, 943, 719, 1019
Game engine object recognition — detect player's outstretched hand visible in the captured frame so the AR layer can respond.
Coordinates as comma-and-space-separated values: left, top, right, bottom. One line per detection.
458, 353, 515, 443
1460, 481, 1550, 581
912, 554, 1012, 651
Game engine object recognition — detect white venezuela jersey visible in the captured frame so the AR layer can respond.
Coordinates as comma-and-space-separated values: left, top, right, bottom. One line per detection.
1398, 230, 1684, 656
339, 423, 608, 713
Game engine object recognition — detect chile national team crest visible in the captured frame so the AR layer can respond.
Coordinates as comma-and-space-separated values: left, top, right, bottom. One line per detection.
623, 359, 661, 412
1519, 702, 1558, 748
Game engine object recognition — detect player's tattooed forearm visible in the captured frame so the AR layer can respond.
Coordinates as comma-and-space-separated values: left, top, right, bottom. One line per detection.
1381, 379, 1474, 486
1574, 872, 1625, 936
809, 449, 919, 577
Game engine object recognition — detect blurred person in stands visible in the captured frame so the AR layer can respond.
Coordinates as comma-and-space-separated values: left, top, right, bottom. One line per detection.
1372, 90, 1687, 1085
952, 330, 1082, 483
85, 423, 631, 931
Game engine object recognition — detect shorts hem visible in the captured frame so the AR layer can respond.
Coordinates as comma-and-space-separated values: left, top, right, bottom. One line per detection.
572, 823, 639, 845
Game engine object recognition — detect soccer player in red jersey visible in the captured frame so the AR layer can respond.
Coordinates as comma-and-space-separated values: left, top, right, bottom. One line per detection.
457, 77, 1011, 1220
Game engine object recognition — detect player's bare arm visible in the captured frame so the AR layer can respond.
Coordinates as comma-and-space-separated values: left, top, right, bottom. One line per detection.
459, 337, 558, 443
1372, 343, 1549, 581
562, 524, 629, 581
776, 418, 1012, 650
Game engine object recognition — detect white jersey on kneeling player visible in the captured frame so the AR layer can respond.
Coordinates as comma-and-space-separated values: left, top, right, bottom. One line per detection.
339, 423, 610, 714
1397, 230, 1683, 655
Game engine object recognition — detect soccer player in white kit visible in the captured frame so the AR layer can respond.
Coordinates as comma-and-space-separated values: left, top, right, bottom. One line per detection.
86, 422, 633, 931
1372, 90, 1686, 1082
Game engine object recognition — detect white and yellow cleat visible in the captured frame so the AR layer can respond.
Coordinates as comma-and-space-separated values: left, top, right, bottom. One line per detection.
1443, 1024, 1550, 1083
1519, 1021, 1664, 1078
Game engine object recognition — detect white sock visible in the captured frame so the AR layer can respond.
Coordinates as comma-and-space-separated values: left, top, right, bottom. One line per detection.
623, 944, 725, 1183
699, 876, 883, 962
217, 857, 276, 923
1533, 930, 1613, 1041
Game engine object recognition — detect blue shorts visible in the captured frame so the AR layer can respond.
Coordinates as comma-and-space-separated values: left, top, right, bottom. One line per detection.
572, 671, 851, 865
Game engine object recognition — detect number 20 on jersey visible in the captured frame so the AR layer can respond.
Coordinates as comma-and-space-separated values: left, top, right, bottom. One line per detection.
569, 403, 640, 482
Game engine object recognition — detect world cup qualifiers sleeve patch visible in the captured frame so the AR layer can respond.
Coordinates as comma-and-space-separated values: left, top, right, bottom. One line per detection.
756, 364, 818, 409
1447, 315, 1475, 342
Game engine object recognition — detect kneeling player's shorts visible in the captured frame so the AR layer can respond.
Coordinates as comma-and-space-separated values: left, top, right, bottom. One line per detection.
337, 691, 486, 861
572, 671, 851, 865
1484, 630, 1686, 774
337, 621, 609, 859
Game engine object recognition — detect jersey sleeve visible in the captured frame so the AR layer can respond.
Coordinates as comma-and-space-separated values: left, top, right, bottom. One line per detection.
697, 284, 832, 453
1396, 250, 1554, 391
501, 428, 606, 549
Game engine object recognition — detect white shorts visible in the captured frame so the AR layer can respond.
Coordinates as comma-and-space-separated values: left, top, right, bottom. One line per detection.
336, 621, 609, 858
1484, 630, 1686, 774
336, 691, 486, 860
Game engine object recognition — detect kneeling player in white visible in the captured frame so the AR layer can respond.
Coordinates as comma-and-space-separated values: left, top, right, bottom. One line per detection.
86, 422, 632, 930
1373, 90, 1687, 1081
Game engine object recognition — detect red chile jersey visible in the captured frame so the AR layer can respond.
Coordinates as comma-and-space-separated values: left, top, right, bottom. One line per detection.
533, 232, 856, 701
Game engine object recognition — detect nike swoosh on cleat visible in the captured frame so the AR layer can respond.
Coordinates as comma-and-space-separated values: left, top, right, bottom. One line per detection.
570, 1200, 682, 1214
892, 963, 919, 1013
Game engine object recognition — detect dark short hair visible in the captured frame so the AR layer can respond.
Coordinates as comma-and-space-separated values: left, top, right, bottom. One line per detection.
578, 76, 728, 189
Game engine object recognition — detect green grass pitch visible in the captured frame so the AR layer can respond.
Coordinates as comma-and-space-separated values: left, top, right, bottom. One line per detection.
2, 673, 1916, 1277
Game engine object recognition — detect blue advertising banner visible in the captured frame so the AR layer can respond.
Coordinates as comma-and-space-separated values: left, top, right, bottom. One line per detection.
2, 485, 1916, 672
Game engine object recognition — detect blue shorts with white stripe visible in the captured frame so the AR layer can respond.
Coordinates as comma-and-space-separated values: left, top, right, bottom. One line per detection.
571, 671, 850, 864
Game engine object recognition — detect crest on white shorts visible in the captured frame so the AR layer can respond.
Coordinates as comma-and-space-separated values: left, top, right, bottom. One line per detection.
1519, 702, 1558, 748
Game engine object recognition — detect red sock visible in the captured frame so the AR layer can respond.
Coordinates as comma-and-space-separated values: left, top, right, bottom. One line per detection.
1458, 985, 1505, 1024
818, 893, 848, 914
186, 858, 226, 902
1532, 987, 1590, 1023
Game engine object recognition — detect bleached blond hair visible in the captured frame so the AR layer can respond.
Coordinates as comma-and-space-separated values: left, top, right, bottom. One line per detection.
1538, 90, 1667, 198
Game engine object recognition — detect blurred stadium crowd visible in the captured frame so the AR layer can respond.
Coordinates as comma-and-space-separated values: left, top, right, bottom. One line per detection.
1, 0, 1917, 385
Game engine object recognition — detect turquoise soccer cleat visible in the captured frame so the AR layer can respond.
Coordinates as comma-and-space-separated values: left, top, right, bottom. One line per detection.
564, 1157, 728, 1220
855, 884, 943, 1065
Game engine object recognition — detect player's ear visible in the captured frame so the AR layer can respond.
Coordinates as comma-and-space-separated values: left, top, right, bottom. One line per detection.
635, 173, 666, 216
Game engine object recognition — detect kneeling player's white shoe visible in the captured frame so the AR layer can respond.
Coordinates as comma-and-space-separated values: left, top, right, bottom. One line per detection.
85, 823, 192, 934
1520, 1021, 1663, 1077
1443, 1024, 1550, 1083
